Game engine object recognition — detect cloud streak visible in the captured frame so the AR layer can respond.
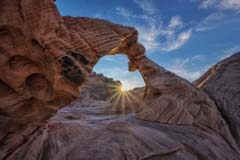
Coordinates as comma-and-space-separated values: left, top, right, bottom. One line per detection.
136, 17, 192, 52
220, 45, 240, 60
168, 16, 184, 29
199, 0, 216, 9
198, 0, 240, 11
168, 55, 208, 81
115, 5, 192, 53
195, 11, 240, 32
196, 12, 225, 31
115, 7, 133, 18
133, 0, 157, 14
161, 29, 192, 52
219, 0, 240, 11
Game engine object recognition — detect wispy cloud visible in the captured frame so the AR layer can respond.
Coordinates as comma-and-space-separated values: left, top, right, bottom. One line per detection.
168, 55, 208, 81
191, 55, 206, 61
115, 6, 157, 22
196, 12, 225, 31
133, 0, 157, 14
161, 29, 192, 52
136, 23, 162, 51
115, 7, 133, 18
136, 19, 192, 52
168, 16, 184, 29
115, 5, 192, 53
220, 45, 240, 60
199, 0, 217, 9
195, 11, 240, 32
224, 45, 240, 54
134, 2, 192, 52
169, 45, 240, 81
169, 47, 239, 81
219, 0, 240, 11
198, 0, 240, 11
94, 13, 103, 19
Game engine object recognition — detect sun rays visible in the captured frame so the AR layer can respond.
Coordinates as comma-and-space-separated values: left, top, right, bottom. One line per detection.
119, 85, 128, 93
107, 82, 144, 114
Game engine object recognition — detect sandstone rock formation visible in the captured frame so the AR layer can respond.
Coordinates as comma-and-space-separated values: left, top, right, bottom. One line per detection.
194, 52, 240, 146
0, 0, 139, 158
128, 55, 239, 152
5, 73, 240, 160
1, 0, 240, 159
0, 0, 138, 125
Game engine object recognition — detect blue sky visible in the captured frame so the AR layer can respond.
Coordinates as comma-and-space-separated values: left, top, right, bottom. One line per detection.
56, 0, 240, 90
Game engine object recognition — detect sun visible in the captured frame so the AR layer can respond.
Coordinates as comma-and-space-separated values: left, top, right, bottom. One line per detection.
119, 85, 128, 93
110, 82, 133, 96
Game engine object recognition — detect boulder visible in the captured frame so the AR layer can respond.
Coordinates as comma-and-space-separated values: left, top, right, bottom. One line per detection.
195, 52, 240, 146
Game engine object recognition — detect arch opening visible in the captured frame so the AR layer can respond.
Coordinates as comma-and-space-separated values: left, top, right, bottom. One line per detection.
92, 54, 145, 114
93, 54, 145, 91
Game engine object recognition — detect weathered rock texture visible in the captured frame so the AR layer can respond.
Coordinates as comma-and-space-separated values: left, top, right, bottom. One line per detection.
0, 0, 138, 124
1, 0, 240, 159
194, 52, 240, 146
0, 0, 140, 158
129, 56, 239, 152
6, 73, 240, 160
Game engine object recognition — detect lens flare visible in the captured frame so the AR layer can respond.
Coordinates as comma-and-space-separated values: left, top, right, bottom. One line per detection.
119, 85, 128, 93
106, 82, 143, 114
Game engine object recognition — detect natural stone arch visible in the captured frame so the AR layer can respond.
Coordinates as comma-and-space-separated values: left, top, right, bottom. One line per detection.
0, 1, 240, 159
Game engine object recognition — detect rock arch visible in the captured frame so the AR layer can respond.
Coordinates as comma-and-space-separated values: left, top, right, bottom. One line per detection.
0, 0, 239, 159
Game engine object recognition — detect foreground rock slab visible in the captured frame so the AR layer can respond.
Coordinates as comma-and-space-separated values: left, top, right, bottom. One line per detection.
7, 102, 240, 160
6, 67, 240, 159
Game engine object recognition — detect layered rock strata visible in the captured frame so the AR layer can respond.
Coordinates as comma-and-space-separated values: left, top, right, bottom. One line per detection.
0, 0, 139, 158
6, 72, 240, 160
125, 45, 239, 153
1, 0, 240, 159
194, 53, 240, 146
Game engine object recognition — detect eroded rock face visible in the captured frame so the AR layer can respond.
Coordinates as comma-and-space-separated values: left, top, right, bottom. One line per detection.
0, 0, 140, 158
122, 42, 239, 152
194, 52, 240, 146
5, 74, 240, 160
1, 0, 240, 159
0, 0, 138, 122
127, 55, 239, 153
